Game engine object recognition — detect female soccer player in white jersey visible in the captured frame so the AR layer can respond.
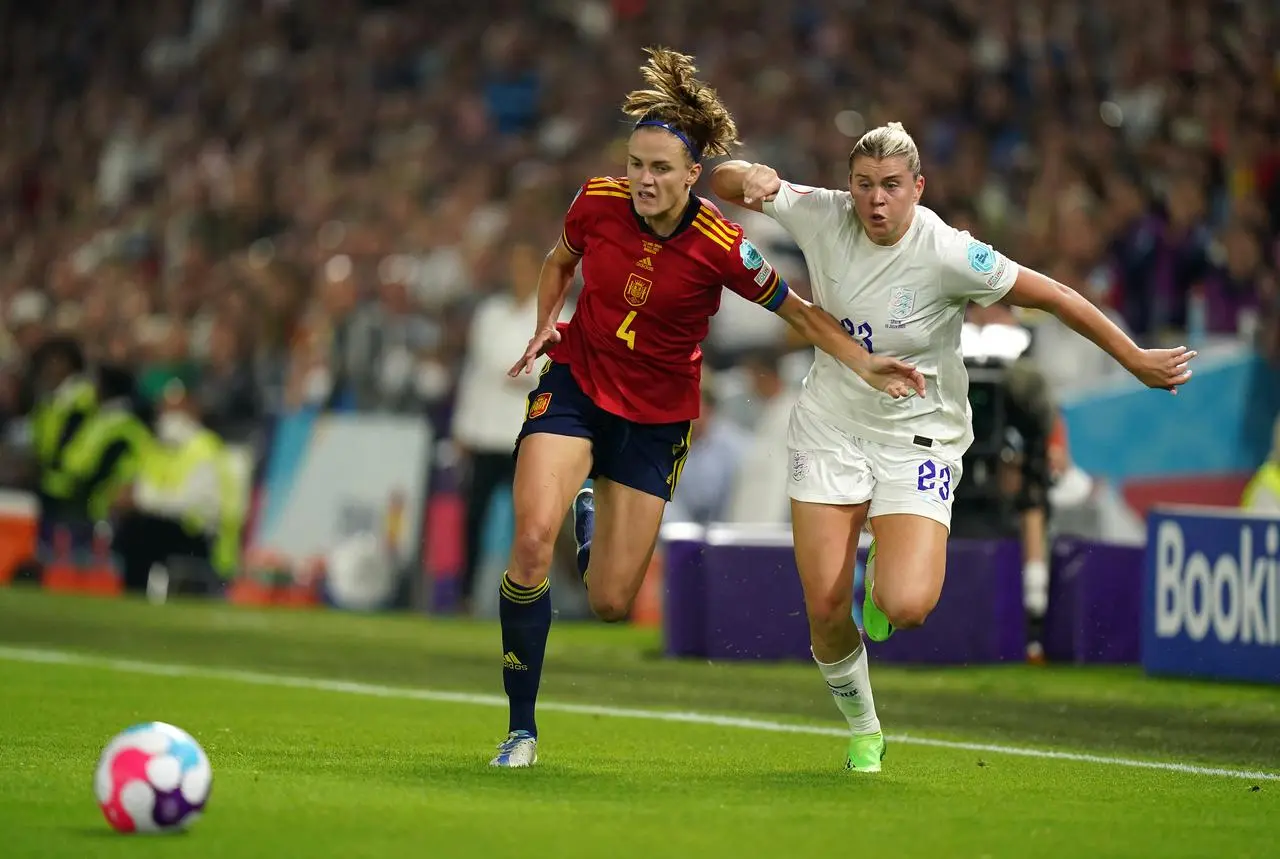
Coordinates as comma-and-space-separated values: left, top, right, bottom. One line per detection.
711, 122, 1196, 772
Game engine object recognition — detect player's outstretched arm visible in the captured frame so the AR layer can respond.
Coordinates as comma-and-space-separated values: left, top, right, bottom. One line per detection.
711, 160, 781, 212
509, 239, 581, 377
776, 292, 926, 399
1004, 267, 1196, 393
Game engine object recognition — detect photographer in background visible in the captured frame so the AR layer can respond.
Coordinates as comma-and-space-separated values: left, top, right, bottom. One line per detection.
112, 381, 241, 594
951, 304, 1056, 663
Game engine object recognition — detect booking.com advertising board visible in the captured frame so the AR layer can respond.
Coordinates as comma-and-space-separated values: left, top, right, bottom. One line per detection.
1143, 506, 1280, 685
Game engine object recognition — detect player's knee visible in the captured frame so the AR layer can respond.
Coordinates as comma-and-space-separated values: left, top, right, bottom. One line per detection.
509, 524, 557, 585
880, 591, 938, 629
806, 589, 853, 630
588, 588, 632, 623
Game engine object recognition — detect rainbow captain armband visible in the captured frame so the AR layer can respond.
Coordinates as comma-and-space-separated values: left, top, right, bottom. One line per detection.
756, 270, 789, 312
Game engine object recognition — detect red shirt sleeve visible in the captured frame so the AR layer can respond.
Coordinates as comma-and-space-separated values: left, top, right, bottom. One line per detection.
561, 184, 590, 256
721, 229, 790, 312
562, 177, 630, 256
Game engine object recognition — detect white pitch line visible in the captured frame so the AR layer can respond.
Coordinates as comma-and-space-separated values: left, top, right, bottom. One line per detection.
1, 644, 1276, 783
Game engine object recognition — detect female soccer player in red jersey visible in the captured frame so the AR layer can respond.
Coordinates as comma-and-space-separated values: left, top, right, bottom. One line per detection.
488, 48, 925, 767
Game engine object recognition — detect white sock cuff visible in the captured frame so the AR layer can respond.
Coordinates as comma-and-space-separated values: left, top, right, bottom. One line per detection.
811, 645, 864, 670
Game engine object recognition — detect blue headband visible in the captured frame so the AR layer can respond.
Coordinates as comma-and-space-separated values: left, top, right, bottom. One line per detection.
634, 120, 701, 162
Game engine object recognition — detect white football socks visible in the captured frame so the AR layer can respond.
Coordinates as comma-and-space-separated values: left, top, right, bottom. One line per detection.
813, 644, 881, 735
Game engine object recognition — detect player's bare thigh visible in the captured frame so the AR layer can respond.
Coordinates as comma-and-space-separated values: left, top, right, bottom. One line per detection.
508, 432, 593, 587
866, 513, 949, 628
790, 498, 868, 661
581, 476, 666, 622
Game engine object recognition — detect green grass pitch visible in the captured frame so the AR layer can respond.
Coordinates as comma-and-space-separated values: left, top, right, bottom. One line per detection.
0, 587, 1277, 858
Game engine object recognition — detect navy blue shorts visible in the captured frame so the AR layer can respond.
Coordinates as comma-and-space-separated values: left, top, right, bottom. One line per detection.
515, 361, 692, 501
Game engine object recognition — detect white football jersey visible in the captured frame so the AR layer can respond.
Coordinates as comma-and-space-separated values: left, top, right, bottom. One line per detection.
763, 182, 1019, 461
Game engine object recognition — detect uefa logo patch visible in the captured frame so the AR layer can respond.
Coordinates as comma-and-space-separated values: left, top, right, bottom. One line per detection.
739, 238, 764, 271
966, 241, 995, 274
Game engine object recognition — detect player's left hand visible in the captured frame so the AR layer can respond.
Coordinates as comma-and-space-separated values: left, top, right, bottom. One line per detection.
1128, 345, 1196, 394
861, 354, 927, 399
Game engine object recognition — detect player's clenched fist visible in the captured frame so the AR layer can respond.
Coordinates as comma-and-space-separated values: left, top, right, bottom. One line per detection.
742, 163, 782, 206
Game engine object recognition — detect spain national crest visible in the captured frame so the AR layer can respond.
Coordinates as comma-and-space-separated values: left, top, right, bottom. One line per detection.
527, 392, 552, 419
624, 273, 652, 307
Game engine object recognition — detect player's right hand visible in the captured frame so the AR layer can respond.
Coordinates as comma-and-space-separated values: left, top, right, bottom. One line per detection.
509, 326, 561, 377
742, 163, 782, 206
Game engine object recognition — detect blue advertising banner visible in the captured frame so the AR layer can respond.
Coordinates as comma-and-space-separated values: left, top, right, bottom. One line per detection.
1061, 349, 1280, 482
1143, 506, 1280, 684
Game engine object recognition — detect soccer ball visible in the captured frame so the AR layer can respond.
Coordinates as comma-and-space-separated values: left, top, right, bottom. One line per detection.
94, 721, 212, 834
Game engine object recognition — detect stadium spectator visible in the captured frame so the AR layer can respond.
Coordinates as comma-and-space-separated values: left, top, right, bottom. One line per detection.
723, 348, 798, 525
452, 237, 557, 606
196, 316, 261, 444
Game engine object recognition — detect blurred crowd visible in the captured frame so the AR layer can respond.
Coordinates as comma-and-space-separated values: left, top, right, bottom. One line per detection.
1, 0, 1277, 595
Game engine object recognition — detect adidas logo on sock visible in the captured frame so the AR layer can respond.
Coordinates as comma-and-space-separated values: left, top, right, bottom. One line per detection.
503, 651, 528, 671
827, 681, 860, 698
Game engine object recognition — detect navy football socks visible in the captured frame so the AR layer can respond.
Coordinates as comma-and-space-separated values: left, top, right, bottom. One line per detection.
498, 572, 552, 736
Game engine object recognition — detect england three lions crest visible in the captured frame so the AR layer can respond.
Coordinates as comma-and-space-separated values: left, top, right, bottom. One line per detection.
625, 273, 653, 307
887, 287, 915, 329
791, 450, 812, 482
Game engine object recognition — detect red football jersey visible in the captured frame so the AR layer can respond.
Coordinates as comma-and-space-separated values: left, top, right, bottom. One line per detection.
548, 176, 790, 424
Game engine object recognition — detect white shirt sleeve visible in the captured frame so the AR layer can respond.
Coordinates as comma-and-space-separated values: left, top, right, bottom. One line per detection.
938, 227, 1019, 307
762, 182, 849, 253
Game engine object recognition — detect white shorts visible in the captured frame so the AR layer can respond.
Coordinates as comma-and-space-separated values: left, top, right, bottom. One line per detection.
786, 404, 962, 529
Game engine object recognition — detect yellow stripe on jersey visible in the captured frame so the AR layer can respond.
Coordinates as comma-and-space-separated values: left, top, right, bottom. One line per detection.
696, 207, 737, 232
561, 228, 583, 256
585, 177, 630, 199
586, 177, 630, 190
754, 268, 782, 306
694, 211, 738, 245
691, 221, 733, 252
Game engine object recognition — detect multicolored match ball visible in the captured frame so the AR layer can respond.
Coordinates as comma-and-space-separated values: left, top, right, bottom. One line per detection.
94, 721, 212, 833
